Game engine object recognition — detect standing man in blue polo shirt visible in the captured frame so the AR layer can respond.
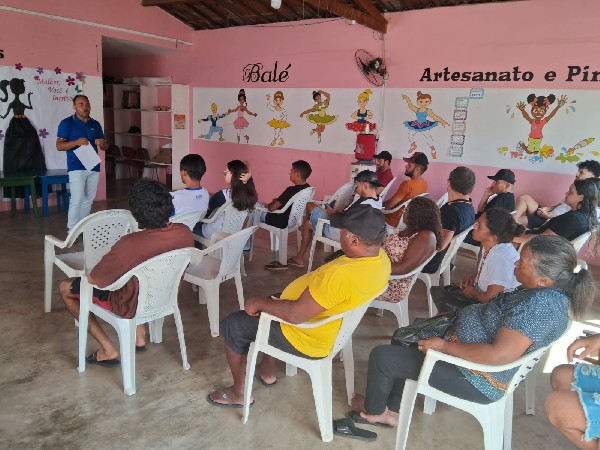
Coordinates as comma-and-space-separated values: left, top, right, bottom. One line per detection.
56, 95, 108, 231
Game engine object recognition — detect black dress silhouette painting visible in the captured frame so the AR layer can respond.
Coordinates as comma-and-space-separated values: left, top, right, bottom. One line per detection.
0, 78, 46, 173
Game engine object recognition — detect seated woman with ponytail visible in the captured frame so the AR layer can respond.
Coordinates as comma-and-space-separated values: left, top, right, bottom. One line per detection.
431, 208, 525, 313
193, 160, 257, 241
344, 235, 594, 430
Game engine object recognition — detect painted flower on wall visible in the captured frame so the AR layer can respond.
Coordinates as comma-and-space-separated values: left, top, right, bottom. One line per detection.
54, 67, 62, 74
76, 72, 85, 82
66, 76, 75, 86
37, 67, 44, 74
15, 63, 23, 71
38, 129, 49, 139
0, 130, 5, 140
34, 76, 40, 81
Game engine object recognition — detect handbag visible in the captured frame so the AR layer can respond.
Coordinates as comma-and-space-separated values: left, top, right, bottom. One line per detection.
391, 311, 457, 347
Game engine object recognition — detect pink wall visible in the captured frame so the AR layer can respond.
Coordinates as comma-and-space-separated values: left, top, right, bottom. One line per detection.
0, 0, 192, 206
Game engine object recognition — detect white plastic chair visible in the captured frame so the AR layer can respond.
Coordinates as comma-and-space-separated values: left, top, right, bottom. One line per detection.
380, 176, 398, 202
184, 226, 257, 337
306, 218, 340, 273
251, 187, 315, 265
44, 209, 138, 313
193, 201, 249, 248
77, 248, 193, 396
312, 181, 355, 211
383, 193, 429, 235
241, 286, 386, 442
370, 253, 436, 328
169, 210, 207, 230
571, 231, 592, 252
395, 345, 550, 450
436, 192, 449, 207
418, 226, 474, 317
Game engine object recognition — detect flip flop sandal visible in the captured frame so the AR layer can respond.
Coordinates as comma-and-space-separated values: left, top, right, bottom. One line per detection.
206, 390, 254, 409
264, 261, 288, 270
333, 418, 377, 442
255, 373, 277, 387
346, 410, 393, 428
86, 350, 120, 367
287, 258, 305, 268
136, 345, 146, 353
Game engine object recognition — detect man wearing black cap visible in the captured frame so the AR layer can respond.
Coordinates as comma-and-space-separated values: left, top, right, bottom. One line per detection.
383, 152, 429, 227
463, 168, 516, 246
373, 151, 394, 187
476, 168, 516, 217
281, 170, 383, 269
208, 205, 391, 408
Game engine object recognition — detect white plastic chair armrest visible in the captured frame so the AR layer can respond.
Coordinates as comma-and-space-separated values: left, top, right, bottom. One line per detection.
260, 311, 345, 329
420, 349, 535, 382
45, 234, 70, 249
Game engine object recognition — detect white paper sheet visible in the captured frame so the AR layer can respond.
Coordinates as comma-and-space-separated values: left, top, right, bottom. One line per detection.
74, 144, 101, 170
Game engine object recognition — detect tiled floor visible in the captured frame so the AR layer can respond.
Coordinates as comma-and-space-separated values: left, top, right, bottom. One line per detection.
0, 182, 598, 449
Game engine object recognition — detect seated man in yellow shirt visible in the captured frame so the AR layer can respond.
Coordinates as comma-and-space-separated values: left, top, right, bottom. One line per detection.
207, 204, 391, 408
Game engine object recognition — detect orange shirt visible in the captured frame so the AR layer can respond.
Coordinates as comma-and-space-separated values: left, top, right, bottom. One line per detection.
384, 178, 428, 227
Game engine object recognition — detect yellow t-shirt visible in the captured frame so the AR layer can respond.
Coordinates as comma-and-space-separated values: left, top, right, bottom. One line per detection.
280, 249, 391, 358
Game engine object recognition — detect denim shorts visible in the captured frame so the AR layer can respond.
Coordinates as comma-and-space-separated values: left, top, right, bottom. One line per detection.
573, 364, 600, 440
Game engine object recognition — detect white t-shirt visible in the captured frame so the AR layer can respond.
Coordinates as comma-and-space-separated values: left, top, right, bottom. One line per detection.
171, 187, 209, 215
476, 243, 521, 292
202, 189, 232, 240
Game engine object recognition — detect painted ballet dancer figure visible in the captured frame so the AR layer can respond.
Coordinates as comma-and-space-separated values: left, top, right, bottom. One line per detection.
300, 89, 338, 144
228, 89, 257, 144
402, 91, 448, 160
266, 91, 290, 147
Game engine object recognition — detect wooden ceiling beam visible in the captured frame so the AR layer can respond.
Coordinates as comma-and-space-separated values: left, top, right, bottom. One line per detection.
142, 0, 198, 6
353, 0, 387, 23
188, 3, 226, 28
302, 0, 388, 33
202, 1, 245, 27
219, 2, 257, 25
245, 0, 290, 22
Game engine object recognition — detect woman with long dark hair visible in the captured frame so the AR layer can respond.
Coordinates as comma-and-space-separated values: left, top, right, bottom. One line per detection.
194, 159, 257, 240
515, 178, 599, 255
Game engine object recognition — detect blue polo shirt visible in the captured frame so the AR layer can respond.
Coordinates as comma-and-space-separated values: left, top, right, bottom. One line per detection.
57, 114, 105, 172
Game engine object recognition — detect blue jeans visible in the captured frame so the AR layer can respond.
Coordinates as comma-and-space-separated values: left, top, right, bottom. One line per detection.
67, 170, 99, 230
205, 125, 223, 140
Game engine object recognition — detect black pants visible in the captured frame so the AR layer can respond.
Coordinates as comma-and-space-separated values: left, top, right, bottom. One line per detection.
364, 345, 493, 414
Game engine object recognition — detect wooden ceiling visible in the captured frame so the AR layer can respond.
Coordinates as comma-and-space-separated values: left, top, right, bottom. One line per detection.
142, 0, 521, 34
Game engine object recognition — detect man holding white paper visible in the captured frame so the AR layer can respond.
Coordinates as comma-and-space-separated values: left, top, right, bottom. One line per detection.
57, 95, 108, 231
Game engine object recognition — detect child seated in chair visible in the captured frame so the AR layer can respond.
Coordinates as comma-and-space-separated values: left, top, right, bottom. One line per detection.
171, 154, 209, 216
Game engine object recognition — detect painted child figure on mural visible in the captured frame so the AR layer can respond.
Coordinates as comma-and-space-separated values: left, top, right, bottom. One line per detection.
300, 90, 338, 144
516, 93, 567, 154
402, 91, 448, 160
346, 89, 377, 133
266, 91, 290, 147
198, 102, 230, 141
228, 89, 257, 144
0, 78, 46, 173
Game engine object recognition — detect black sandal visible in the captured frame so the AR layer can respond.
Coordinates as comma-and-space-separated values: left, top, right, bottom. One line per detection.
332, 418, 377, 442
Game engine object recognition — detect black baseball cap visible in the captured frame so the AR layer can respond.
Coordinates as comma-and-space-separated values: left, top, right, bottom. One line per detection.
487, 169, 515, 184
354, 170, 384, 187
373, 151, 392, 162
330, 204, 387, 242
403, 152, 429, 168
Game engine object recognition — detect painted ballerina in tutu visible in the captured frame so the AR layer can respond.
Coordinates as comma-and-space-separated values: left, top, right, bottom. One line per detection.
346, 89, 376, 133
402, 91, 448, 159
266, 91, 290, 147
300, 90, 338, 144
228, 89, 257, 144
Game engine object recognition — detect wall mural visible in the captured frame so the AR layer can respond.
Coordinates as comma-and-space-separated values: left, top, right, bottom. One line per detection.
0, 64, 87, 171
193, 87, 598, 175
